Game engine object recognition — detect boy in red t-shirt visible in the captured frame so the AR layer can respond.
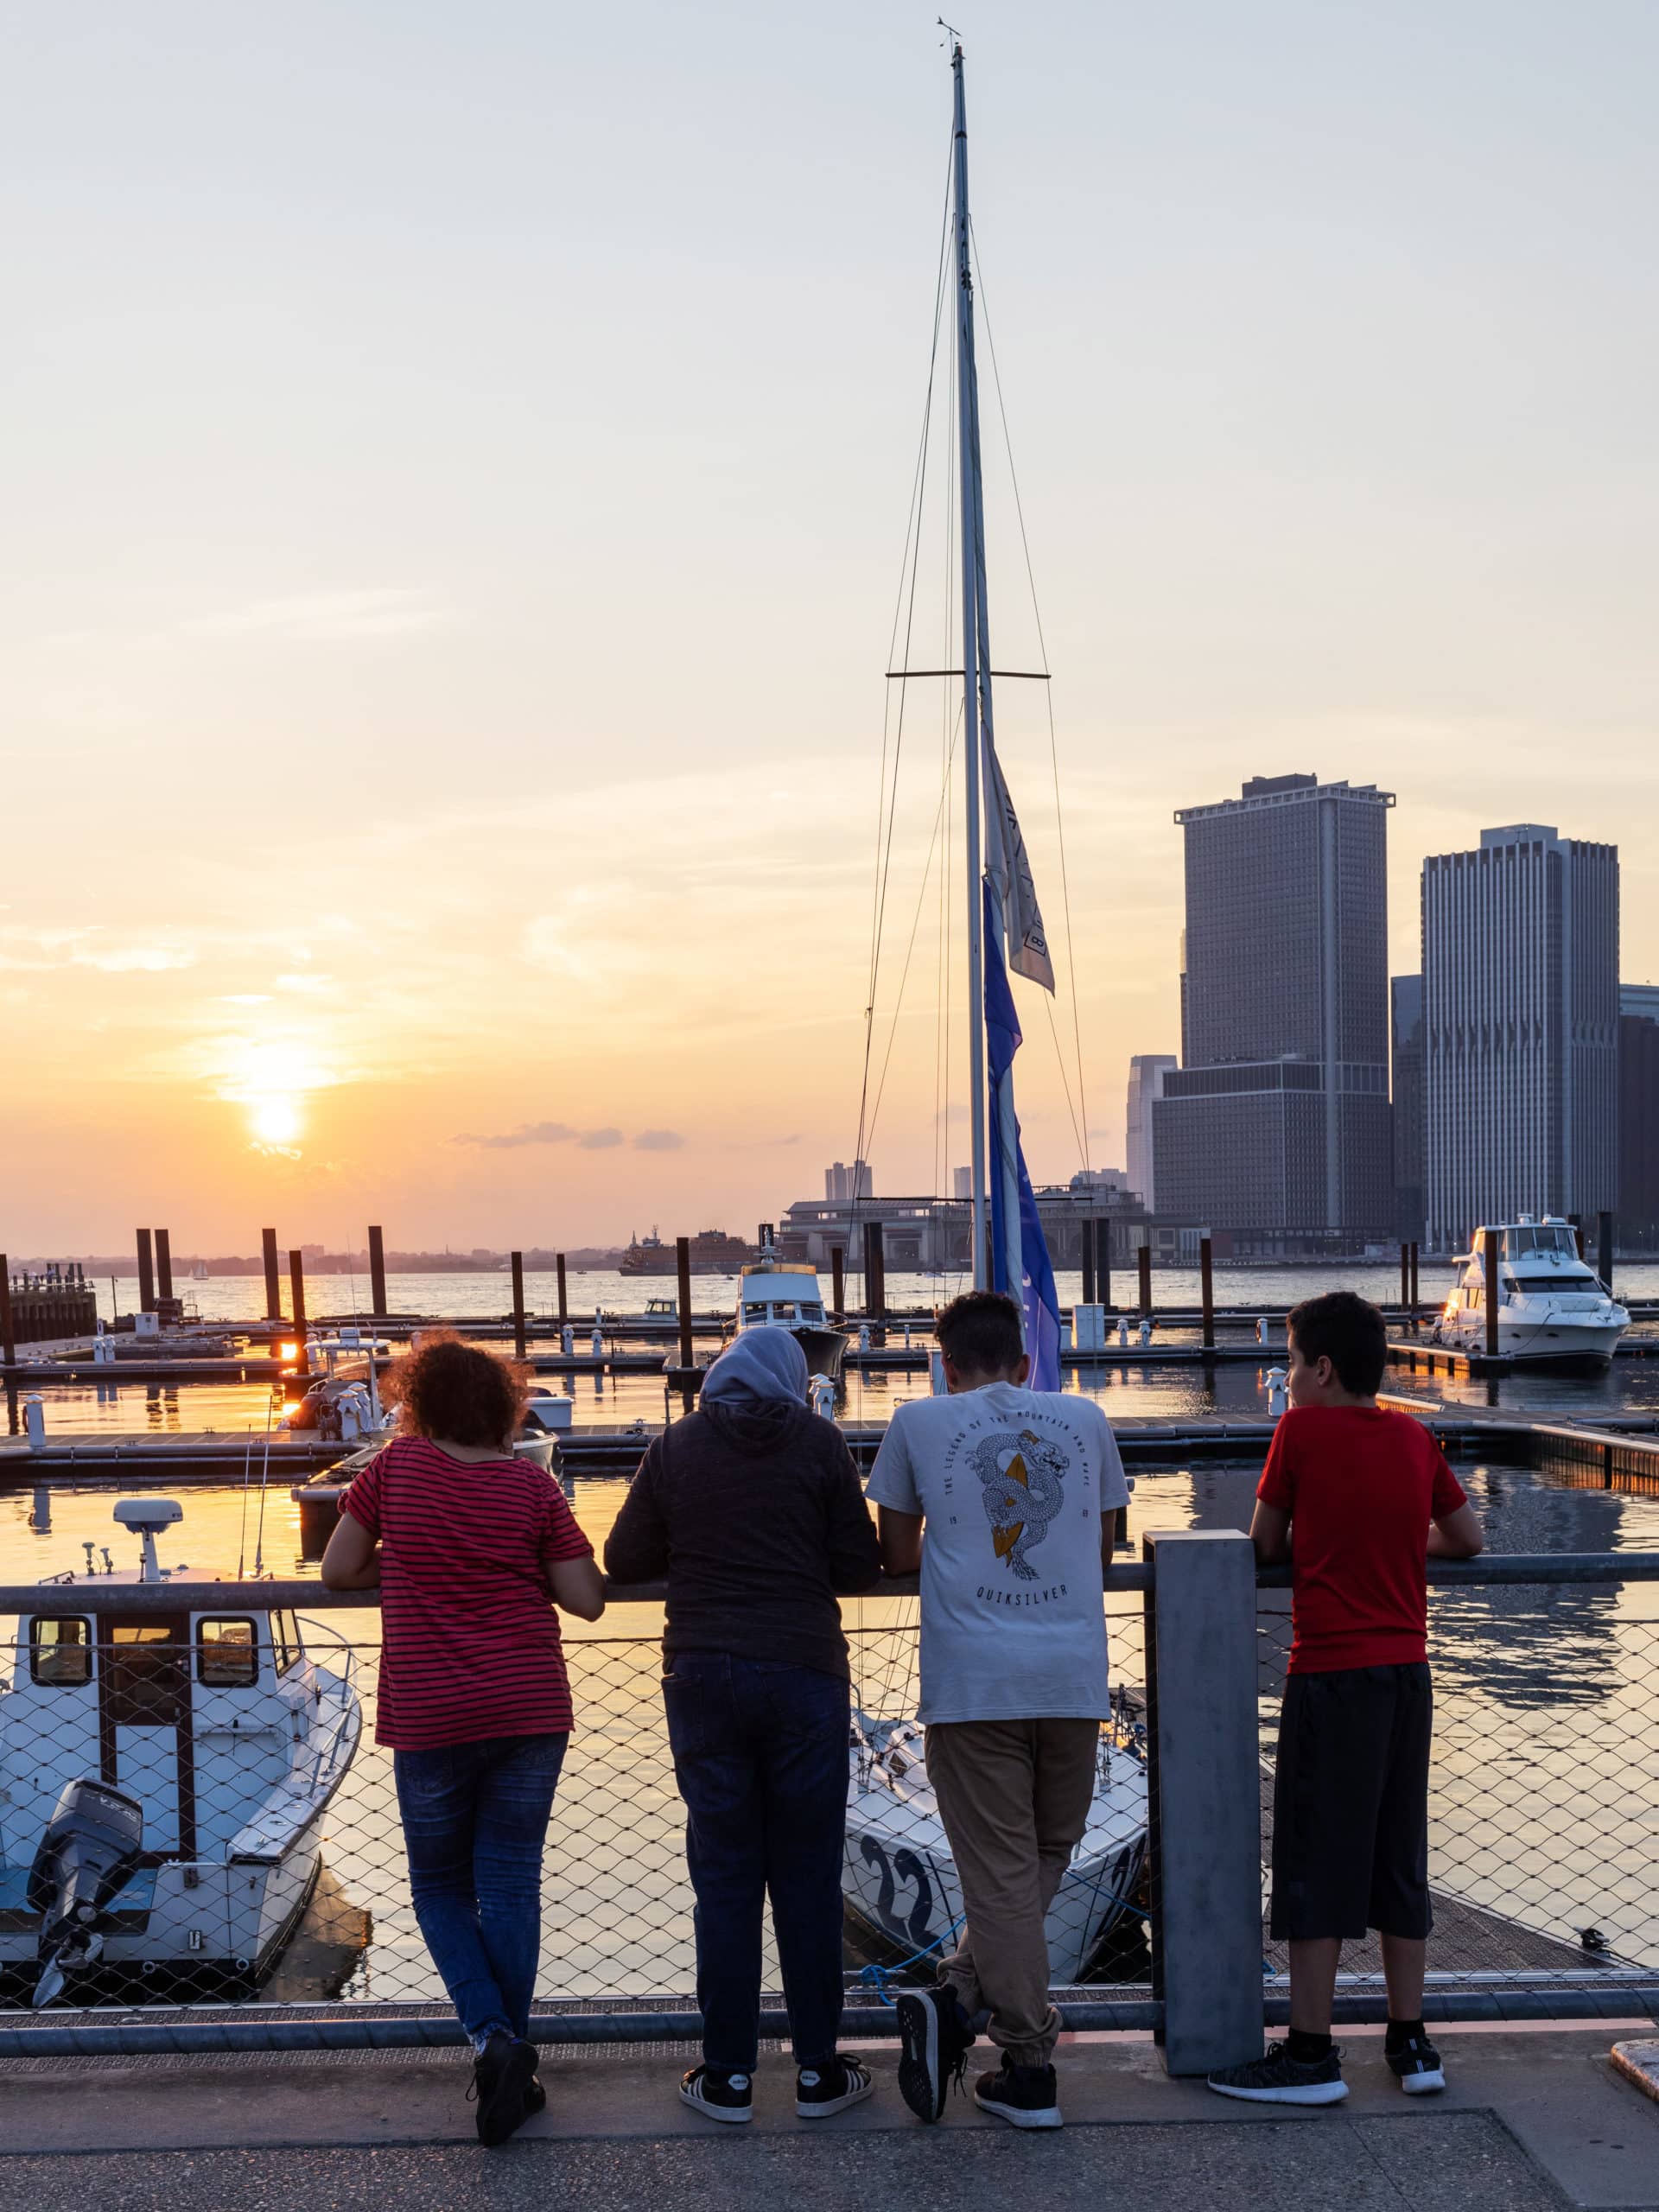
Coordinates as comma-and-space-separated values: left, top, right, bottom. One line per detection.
1207, 1291, 1484, 2109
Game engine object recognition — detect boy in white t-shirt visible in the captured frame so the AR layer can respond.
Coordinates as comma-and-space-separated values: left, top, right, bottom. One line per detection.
868, 1291, 1128, 2133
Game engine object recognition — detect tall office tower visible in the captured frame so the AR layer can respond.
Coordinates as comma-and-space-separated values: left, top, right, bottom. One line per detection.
823, 1160, 874, 1203
1151, 773, 1395, 1243
1125, 1055, 1177, 1209
1391, 976, 1425, 1245
1421, 826, 1618, 1251
952, 1165, 972, 1200
1619, 983, 1659, 1250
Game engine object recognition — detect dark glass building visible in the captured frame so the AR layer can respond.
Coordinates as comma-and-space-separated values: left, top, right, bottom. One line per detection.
1391, 975, 1425, 1246
1620, 983, 1659, 1252
1152, 773, 1395, 1246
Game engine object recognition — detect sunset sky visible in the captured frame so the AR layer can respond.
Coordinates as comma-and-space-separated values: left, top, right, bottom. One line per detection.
5, 1, 1657, 1255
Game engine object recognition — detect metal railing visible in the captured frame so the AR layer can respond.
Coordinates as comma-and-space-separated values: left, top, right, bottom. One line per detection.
0, 1556, 1655, 2051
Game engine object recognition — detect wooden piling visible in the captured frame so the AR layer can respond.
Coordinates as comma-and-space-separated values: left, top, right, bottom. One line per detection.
154, 1229, 173, 1304
1569, 1213, 1586, 1261
289, 1250, 308, 1377
830, 1246, 845, 1321
1483, 1230, 1499, 1359
1599, 1210, 1615, 1292
1098, 1230, 1112, 1312
1409, 1241, 1420, 1319
1199, 1236, 1215, 1351
676, 1236, 695, 1376
1137, 1243, 1153, 1318
262, 1229, 282, 1322
511, 1251, 526, 1361
1081, 1219, 1096, 1306
1400, 1242, 1409, 1310
863, 1221, 886, 1321
136, 1230, 155, 1314
556, 1255, 569, 1328
0, 1257, 16, 1438
368, 1225, 388, 1319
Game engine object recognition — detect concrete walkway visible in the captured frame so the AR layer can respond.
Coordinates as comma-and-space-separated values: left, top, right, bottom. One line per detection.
2, 2026, 1658, 2212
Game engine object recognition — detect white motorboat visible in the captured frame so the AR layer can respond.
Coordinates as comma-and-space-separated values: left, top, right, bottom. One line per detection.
1433, 1217, 1630, 1366
735, 1235, 845, 1382
0, 1499, 362, 2005
843, 1700, 1149, 1984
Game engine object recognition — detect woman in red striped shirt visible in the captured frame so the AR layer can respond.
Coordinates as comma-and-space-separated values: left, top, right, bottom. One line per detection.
322, 1334, 603, 2145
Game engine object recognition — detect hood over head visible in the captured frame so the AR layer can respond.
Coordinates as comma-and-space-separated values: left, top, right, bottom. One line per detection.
698, 1329, 813, 1456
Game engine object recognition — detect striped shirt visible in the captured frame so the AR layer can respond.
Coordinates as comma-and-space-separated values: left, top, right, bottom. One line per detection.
342, 1436, 593, 1751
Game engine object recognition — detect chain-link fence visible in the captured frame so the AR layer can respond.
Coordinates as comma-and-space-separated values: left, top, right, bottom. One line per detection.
1255, 1574, 1659, 1988
0, 1596, 1151, 2021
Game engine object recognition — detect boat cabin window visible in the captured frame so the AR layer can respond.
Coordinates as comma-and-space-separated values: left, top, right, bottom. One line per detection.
743, 1302, 771, 1324
197, 1617, 259, 1688
29, 1616, 92, 1688
801, 1303, 824, 1322
268, 1609, 301, 1676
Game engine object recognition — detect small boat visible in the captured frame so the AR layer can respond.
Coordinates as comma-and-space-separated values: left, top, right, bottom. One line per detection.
0, 1498, 362, 2005
190, 1261, 210, 1282
735, 1237, 845, 1382
289, 1398, 565, 1548
843, 1701, 1149, 1984
1433, 1217, 1630, 1366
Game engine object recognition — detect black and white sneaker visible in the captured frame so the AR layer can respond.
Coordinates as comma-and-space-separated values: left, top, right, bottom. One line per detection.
1207, 2042, 1348, 2107
1386, 2034, 1446, 2094
895, 1986, 976, 2122
680, 2064, 753, 2124
974, 2058, 1062, 2130
796, 2055, 875, 2118
469, 2031, 539, 2145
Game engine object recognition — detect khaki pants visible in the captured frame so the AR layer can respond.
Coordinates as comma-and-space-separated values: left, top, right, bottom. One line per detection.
925, 1717, 1100, 2069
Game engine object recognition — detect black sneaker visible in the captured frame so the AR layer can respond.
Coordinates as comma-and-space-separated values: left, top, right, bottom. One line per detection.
524, 2076, 546, 2115
1386, 2033, 1446, 2094
895, 1986, 976, 2122
469, 2031, 539, 2145
796, 2055, 875, 2118
974, 2058, 1062, 2130
680, 2064, 753, 2125
1207, 2041, 1348, 2107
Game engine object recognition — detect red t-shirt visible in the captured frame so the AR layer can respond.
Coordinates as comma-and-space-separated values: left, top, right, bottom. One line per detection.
342, 1436, 593, 1751
1256, 1405, 1467, 1675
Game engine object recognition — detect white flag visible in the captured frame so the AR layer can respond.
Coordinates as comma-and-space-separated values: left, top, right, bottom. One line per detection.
984, 743, 1055, 994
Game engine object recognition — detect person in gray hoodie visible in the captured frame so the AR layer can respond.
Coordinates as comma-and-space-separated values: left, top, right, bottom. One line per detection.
604, 1331, 881, 2125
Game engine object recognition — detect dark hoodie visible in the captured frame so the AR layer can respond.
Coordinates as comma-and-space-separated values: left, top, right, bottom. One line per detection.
603, 1402, 881, 1680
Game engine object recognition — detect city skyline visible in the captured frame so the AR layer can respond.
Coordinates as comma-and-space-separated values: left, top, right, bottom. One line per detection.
6, 3, 1659, 1250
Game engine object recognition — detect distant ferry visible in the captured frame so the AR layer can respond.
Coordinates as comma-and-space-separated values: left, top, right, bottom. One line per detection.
620, 1228, 752, 1277
1434, 1216, 1630, 1367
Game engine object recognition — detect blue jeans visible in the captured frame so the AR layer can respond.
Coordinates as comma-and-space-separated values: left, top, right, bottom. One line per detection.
393, 1732, 567, 2044
662, 1653, 849, 2074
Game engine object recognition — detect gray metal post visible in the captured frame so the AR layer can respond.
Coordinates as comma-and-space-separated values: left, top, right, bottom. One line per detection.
1144, 1529, 1262, 2075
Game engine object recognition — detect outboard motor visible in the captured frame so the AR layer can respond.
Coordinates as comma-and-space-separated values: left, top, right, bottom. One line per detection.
27, 1777, 144, 2007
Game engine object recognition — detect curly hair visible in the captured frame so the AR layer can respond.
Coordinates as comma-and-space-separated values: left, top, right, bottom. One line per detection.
382, 1331, 530, 1450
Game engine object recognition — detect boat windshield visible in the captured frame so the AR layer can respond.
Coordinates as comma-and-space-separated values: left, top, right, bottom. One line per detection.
1506, 1266, 1599, 1289
1501, 1225, 1579, 1259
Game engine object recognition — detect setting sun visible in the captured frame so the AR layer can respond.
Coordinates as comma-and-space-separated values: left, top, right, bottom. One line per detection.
249, 1096, 302, 1146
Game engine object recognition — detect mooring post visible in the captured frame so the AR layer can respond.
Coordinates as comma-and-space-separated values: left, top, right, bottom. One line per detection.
676, 1236, 695, 1379
830, 1245, 845, 1321
368, 1225, 388, 1320
1599, 1210, 1615, 1293
289, 1250, 309, 1378
136, 1229, 155, 1315
262, 1228, 282, 1322
1409, 1240, 1420, 1319
1483, 1229, 1499, 1359
863, 1220, 886, 1324
1569, 1212, 1586, 1261
556, 1254, 569, 1329
1137, 1243, 1153, 1319
1199, 1235, 1215, 1351
511, 1252, 527, 1361
154, 1229, 173, 1304
1400, 1241, 1409, 1312
1144, 1529, 1263, 2075
1081, 1218, 1096, 1306
0, 1256, 16, 1436
1099, 1226, 1112, 1312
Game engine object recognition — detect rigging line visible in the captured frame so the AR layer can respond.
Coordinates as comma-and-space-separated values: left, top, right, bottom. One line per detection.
969, 219, 1093, 1173
864, 709, 963, 1168
853, 137, 956, 1202
1042, 991, 1088, 1171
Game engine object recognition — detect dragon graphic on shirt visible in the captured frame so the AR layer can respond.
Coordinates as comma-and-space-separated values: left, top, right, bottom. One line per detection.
971, 1427, 1069, 1582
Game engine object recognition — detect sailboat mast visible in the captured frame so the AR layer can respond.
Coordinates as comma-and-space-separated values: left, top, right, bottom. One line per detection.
950, 37, 989, 1289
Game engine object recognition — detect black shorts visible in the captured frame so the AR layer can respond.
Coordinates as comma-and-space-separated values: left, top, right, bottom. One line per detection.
1269, 1662, 1433, 1942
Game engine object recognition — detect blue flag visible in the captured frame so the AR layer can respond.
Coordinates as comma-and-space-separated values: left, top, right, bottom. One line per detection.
983, 882, 1062, 1390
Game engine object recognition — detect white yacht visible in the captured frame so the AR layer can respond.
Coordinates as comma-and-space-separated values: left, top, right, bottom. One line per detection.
0, 1499, 362, 2005
735, 1234, 845, 1381
844, 1704, 1148, 1984
1435, 1217, 1630, 1366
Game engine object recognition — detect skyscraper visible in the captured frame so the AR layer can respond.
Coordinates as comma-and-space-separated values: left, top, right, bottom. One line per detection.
1421, 826, 1618, 1250
1152, 773, 1395, 1243
1391, 976, 1425, 1245
823, 1160, 873, 1203
1619, 984, 1659, 1251
1125, 1055, 1177, 1210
